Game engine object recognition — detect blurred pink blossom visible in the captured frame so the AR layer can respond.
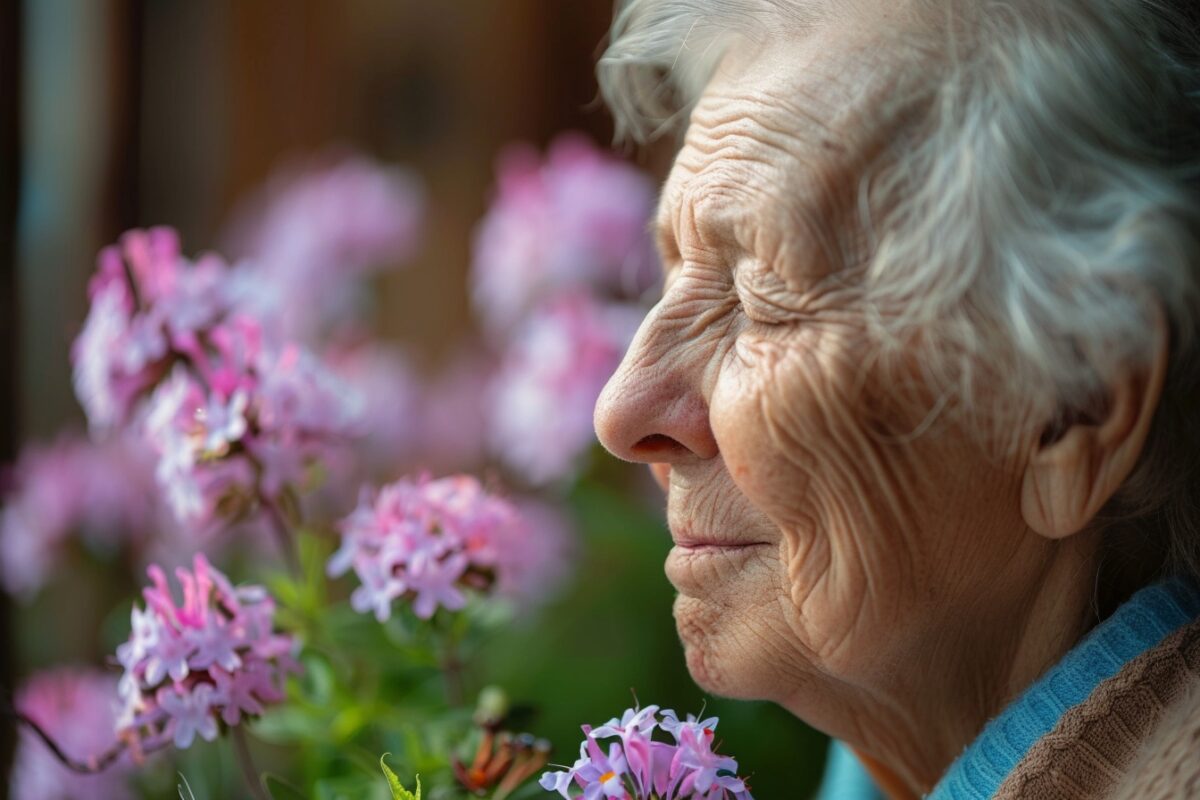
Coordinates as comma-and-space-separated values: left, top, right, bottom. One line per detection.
71, 228, 365, 531
488, 294, 642, 486
471, 133, 659, 334
115, 554, 298, 752
140, 324, 363, 529
0, 434, 157, 597
10, 668, 133, 800
72, 227, 234, 434
324, 342, 424, 474
329, 474, 569, 621
224, 153, 425, 342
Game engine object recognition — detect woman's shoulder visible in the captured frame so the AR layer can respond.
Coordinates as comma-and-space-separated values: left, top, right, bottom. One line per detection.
1113, 663, 1200, 800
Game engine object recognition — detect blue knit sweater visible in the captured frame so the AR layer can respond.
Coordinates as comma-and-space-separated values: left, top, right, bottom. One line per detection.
813, 576, 1200, 800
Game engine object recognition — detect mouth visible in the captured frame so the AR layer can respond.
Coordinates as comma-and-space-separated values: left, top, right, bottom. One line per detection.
668, 519, 769, 554
671, 540, 769, 553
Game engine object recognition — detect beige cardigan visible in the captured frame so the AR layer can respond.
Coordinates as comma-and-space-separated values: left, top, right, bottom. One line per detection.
995, 616, 1200, 799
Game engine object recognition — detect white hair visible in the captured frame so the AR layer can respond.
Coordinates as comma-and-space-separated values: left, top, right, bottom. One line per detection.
598, 0, 1200, 582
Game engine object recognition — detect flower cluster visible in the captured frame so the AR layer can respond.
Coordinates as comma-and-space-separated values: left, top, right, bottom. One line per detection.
115, 554, 298, 752
0, 434, 157, 597
72, 227, 233, 435
489, 294, 642, 485
472, 133, 658, 334
540, 707, 753, 800
472, 134, 657, 486
71, 227, 363, 530
11, 668, 133, 800
141, 328, 362, 528
328, 474, 563, 620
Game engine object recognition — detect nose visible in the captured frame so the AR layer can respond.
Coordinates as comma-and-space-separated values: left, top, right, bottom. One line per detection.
593, 304, 719, 465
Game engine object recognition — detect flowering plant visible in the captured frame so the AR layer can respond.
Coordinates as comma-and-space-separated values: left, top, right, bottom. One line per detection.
114, 554, 298, 753
540, 707, 753, 800
1, 138, 807, 799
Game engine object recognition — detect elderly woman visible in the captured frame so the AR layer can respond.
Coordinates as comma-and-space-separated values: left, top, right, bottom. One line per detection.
591, 0, 1200, 797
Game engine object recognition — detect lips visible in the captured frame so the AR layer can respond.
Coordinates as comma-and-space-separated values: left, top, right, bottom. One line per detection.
672, 540, 766, 551
668, 522, 769, 551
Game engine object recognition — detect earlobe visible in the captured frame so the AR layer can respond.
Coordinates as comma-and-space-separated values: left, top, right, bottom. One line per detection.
1021, 312, 1169, 540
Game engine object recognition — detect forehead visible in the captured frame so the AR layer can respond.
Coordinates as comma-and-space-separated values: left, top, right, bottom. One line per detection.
659, 26, 905, 251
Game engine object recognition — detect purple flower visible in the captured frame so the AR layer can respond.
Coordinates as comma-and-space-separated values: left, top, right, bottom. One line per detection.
11, 668, 133, 800
329, 474, 567, 620
114, 554, 299, 752
472, 133, 659, 335
156, 683, 219, 749
540, 707, 753, 800
488, 293, 642, 485
672, 724, 739, 796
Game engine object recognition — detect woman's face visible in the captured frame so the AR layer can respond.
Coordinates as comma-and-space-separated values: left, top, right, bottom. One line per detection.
594, 34, 1056, 746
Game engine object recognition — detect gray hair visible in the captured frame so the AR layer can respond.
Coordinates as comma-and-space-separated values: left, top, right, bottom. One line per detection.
598, 0, 1200, 582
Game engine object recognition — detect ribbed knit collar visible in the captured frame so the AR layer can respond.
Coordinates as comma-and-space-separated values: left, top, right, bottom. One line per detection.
929, 575, 1200, 800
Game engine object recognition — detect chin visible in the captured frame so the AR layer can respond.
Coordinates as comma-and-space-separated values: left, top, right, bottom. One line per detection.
672, 593, 792, 701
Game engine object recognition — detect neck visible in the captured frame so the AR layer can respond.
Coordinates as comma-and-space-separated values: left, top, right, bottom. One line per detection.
799, 533, 1101, 796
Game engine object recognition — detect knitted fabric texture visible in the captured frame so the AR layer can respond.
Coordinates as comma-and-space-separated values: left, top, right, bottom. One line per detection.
930, 576, 1200, 800
993, 616, 1200, 799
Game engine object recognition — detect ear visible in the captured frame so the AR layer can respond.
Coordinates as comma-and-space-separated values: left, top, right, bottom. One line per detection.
1021, 311, 1169, 540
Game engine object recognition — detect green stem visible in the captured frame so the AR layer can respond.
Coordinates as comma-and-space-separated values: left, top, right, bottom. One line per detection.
260, 495, 301, 575
231, 726, 270, 800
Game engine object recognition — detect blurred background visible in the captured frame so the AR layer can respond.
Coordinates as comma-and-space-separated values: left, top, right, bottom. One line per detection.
0, 2, 827, 797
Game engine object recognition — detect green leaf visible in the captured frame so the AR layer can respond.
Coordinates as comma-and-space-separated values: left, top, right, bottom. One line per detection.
379, 754, 420, 800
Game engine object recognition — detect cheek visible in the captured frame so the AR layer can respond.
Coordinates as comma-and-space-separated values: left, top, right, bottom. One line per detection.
710, 326, 924, 664
711, 327, 848, 539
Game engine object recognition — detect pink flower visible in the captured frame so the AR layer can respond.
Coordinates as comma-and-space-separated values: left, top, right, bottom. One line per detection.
0, 434, 158, 597
223, 153, 425, 342
488, 294, 642, 485
539, 707, 753, 800
72, 228, 235, 434
329, 475, 565, 620
10, 668, 133, 800
115, 554, 299, 752
71, 228, 364, 533
139, 325, 361, 531
472, 133, 659, 334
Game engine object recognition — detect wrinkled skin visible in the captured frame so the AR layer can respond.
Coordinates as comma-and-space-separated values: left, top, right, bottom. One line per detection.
593, 25, 1105, 797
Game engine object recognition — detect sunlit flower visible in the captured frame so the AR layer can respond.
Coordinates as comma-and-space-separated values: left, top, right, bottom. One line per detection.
329, 474, 563, 620
489, 294, 642, 485
10, 668, 133, 800
115, 554, 298, 752
539, 707, 753, 800
472, 133, 659, 334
